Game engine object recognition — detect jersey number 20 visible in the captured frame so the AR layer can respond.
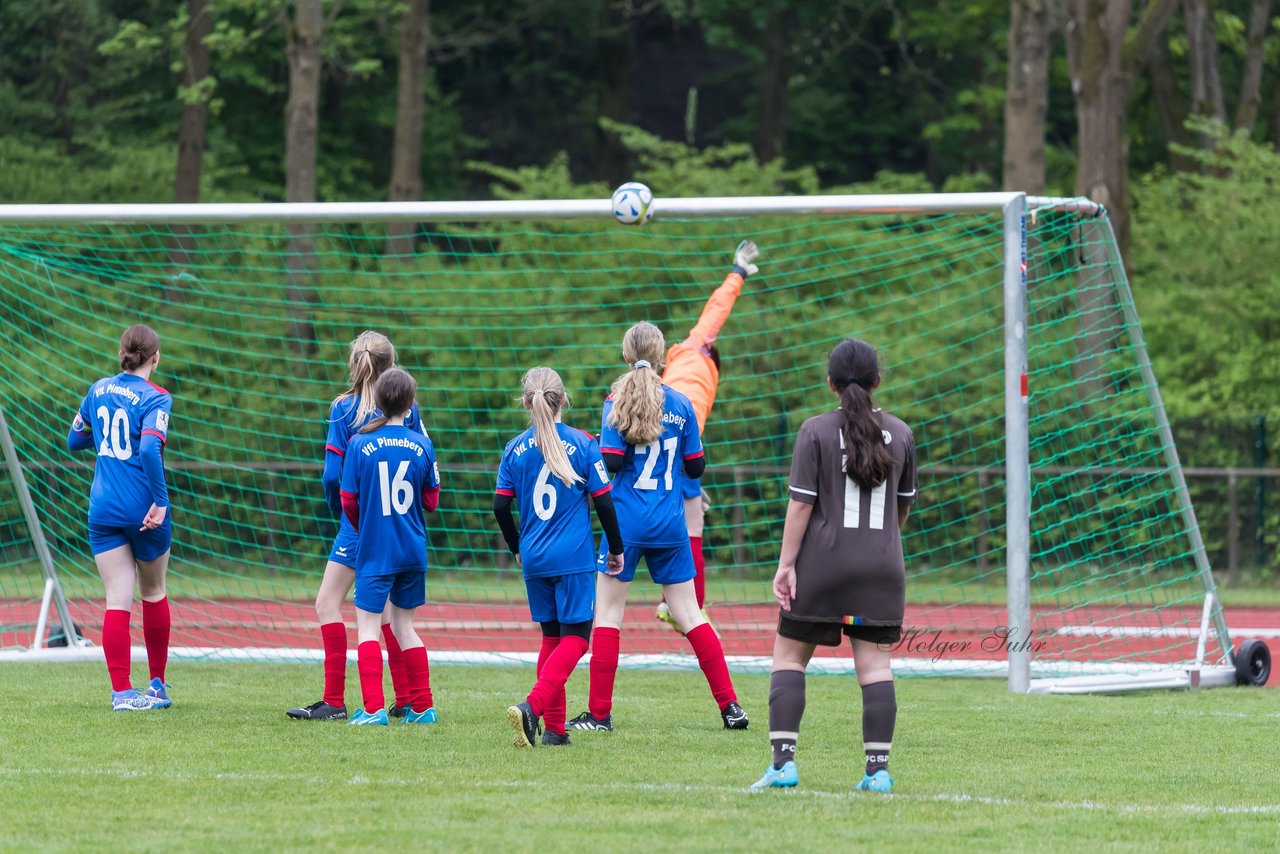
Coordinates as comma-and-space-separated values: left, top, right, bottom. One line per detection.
96, 406, 133, 461
377, 460, 414, 516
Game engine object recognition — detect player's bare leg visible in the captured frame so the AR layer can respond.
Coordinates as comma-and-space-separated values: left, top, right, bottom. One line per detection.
751, 634, 815, 789
657, 496, 711, 634
136, 550, 173, 707
570, 574, 629, 732
851, 638, 896, 793
95, 545, 150, 709
665, 579, 745, 728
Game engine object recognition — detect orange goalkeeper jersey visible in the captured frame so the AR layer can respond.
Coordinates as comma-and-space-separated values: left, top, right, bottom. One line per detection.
662, 270, 745, 434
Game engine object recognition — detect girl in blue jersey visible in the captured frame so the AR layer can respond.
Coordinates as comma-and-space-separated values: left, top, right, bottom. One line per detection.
339, 368, 440, 726
67, 324, 174, 711
568, 322, 748, 733
494, 367, 625, 747
287, 331, 426, 722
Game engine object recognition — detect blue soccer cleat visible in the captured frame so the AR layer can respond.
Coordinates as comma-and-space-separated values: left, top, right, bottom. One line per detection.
855, 769, 894, 793
348, 708, 389, 726
111, 689, 154, 712
145, 677, 172, 709
403, 706, 438, 724
749, 760, 798, 790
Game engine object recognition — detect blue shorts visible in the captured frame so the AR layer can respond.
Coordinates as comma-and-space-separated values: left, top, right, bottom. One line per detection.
328, 520, 358, 568
88, 518, 172, 562
354, 570, 425, 613
597, 541, 695, 585
681, 474, 702, 500
524, 572, 595, 624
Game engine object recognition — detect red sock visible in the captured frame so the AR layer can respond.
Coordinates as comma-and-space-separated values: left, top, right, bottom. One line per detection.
382, 623, 410, 707
402, 645, 433, 712
102, 608, 132, 692
534, 635, 564, 733
320, 622, 347, 707
356, 640, 385, 714
588, 627, 621, 719
686, 622, 737, 709
690, 536, 706, 608
141, 597, 170, 682
528, 636, 588, 734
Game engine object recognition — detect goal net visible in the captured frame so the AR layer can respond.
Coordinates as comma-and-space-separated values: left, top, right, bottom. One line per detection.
0, 194, 1237, 691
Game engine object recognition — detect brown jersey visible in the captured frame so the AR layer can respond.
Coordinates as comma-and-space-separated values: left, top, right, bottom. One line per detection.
784, 408, 917, 626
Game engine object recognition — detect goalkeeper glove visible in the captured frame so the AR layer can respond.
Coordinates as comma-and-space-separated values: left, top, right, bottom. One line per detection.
733, 240, 759, 277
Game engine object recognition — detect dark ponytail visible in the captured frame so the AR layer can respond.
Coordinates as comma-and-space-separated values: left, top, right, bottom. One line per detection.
829, 339, 891, 489
119, 324, 160, 372
358, 367, 418, 434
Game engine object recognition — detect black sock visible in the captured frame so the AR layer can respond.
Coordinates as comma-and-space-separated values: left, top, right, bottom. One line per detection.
768, 669, 805, 769
861, 679, 896, 775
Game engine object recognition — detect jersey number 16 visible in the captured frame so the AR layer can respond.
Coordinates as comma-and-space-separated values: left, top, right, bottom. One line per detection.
377, 460, 414, 516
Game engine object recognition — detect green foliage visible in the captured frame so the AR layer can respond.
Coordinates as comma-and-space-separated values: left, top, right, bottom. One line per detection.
4, 664, 1280, 850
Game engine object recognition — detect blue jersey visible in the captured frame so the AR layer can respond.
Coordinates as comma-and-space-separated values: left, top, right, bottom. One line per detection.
72, 373, 173, 527
323, 394, 424, 513
495, 423, 612, 579
339, 425, 439, 576
600, 385, 703, 547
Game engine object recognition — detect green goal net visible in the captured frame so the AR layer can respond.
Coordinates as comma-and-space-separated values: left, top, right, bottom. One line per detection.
0, 196, 1238, 689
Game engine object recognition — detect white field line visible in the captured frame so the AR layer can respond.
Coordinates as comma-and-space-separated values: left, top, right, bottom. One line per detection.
2, 765, 1278, 817
1053, 626, 1280, 639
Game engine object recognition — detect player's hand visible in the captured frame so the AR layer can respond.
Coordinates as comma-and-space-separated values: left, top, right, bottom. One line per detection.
515, 553, 522, 568
733, 240, 759, 277
140, 504, 168, 531
604, 552, 625, 576
773, 563, 796, 610
700, 487, 712, 514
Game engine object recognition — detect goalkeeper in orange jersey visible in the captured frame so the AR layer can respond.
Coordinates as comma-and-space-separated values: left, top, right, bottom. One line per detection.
655, 239, 759, 634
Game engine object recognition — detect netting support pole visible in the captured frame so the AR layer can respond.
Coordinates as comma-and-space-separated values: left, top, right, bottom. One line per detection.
1099, 219, 1234, 663
0, 405, 82, 649
1003, 195, 1031, 693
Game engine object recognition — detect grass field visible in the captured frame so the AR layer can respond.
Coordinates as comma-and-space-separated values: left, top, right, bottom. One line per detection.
2, 663, 1278, 852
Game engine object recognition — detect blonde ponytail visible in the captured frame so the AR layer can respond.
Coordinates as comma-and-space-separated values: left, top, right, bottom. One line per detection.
334, 330, 396, 423
607, 322, 666, 445
522, 367, 581, 487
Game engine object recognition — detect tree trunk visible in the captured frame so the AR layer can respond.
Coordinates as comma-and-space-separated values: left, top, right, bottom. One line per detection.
1235, 0, 1271, 132
170, 0, 213, 284
1003, 0, 1052, 193
174, 0, 212, 204
753, 6, 795, 163
593, 0, 631, 182
1064, 0, 1176, 406
1183, 0, 1226, 148
387, 0, 431, 257
285, 0, 324, 355
1065, 0, 1177, 256
1148, 36, 1194, 171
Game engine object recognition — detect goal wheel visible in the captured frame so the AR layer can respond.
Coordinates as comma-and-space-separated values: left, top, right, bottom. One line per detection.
1233, 638, 1272, 686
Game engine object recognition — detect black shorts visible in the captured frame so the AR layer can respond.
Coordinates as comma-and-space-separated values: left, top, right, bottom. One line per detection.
777, 613, 902, 647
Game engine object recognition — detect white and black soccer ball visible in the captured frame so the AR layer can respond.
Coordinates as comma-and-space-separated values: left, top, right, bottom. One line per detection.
611, 182, 655, 225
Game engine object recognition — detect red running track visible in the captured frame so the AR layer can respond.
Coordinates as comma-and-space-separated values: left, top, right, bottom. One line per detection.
4, 598, 1277, 685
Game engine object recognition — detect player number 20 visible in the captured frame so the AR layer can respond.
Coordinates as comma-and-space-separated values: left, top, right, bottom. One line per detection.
634, 436, 678, 491
95, 406, 133, 461
377, 460, 414, 516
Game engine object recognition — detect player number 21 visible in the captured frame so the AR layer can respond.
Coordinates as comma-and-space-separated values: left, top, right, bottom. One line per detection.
377, 460, 414, 516
635, 436, 678, 491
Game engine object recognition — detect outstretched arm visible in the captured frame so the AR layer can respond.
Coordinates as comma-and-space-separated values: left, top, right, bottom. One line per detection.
683, 240, 759, 354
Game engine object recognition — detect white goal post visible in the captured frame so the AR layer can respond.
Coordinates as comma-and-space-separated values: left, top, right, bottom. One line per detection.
0, 191, 1252, 694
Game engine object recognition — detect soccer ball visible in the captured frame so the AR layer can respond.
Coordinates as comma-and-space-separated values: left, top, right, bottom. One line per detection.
611, 182, 655, 225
